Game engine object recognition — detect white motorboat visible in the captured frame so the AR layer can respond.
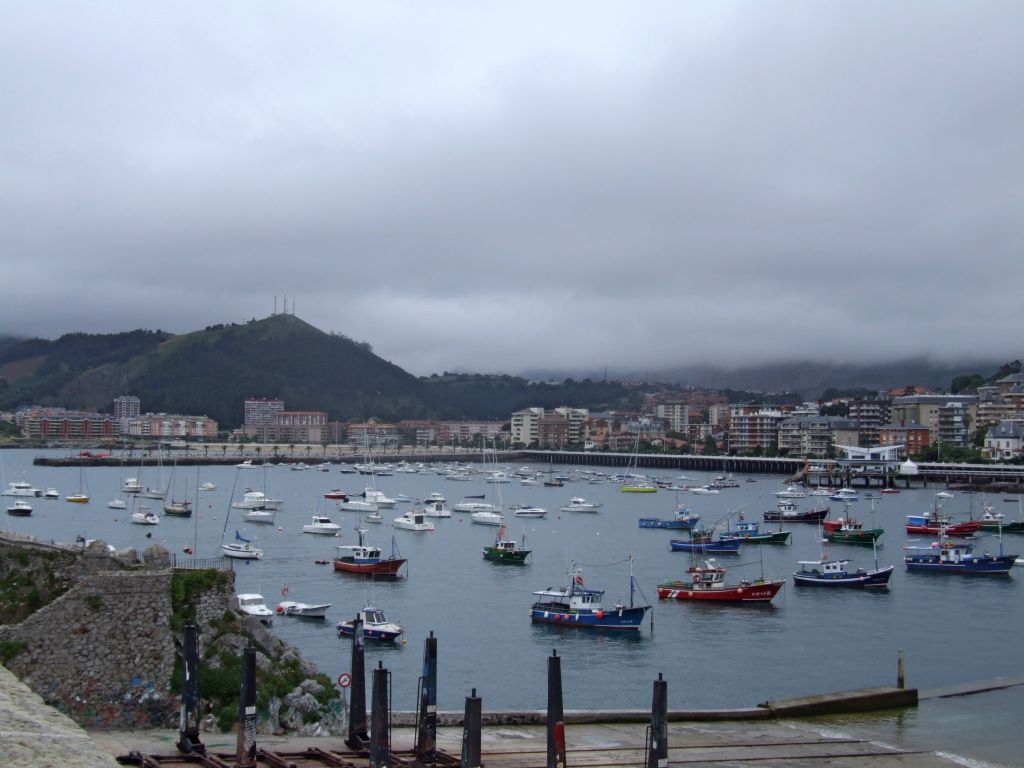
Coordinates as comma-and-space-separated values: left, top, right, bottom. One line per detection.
3, 480, 41, 497
420, 500, 451, 518
107, 498, 128, 509
236, 593, 273, 622
131, 509, 160, 525
485, 472, 513, 484
303, 515, 341, 535
362, 488, 397, 508
243, 508, 275, 524
232, 489, 283, 511
236, 459, 258, 469
471, 509, 504, 526
514, 506, 548, 518
830, 488, 860, 502
690, 485, 720, 495
337, 498, 379, 513
199, 481, 217, 491
337, 605, 404, 642
43, 488, 59, 499
121, 477, 143, 494
560, 497, 601, 513
364, 509, 384, 523
426, 491, 446, 504
276, 600, 331, 619
393, 511, 435, 532
453, 499, 495, 513
6, 500, 32, 516
774, 485, 806, 498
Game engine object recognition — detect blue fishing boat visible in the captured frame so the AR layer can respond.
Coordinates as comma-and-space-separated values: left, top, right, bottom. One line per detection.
638, 505, 700, 530
904, 540, 1016, 575
530, 558, 650, 630
793, 556, 894, 588
669, 533, 742, 555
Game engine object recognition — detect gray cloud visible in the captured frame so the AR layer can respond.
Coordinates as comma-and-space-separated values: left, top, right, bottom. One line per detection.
1, 2, 1021, 376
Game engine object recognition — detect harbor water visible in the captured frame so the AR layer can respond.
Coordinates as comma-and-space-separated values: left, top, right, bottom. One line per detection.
1, 449, 1021, 766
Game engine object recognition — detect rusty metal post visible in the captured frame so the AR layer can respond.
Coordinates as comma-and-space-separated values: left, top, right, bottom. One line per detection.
346, 615, 370, 751
414, 631, 438, 763
547, 649, 566, 768
236, 647, 257, 767
898, 649, 905, 689
369, 660, 391, 768
176, 623, 205, 755
645, 673, 668, 768
461, 688, 482, 768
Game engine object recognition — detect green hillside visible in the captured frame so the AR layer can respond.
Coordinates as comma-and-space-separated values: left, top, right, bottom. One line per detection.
0, 316, 429, 426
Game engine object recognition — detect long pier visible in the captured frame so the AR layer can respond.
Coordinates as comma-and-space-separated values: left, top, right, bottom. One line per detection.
30, 448, 1024, 489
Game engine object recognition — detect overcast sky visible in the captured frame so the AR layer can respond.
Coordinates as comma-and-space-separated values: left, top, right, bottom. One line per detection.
2, 3, 1021, 376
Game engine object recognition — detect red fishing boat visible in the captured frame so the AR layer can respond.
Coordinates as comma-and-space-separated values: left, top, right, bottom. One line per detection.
657, 559, 784, 603
332, 528, 406, 578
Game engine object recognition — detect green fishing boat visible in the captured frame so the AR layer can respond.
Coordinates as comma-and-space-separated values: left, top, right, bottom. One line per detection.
482, 525, 531, 563
823, 517, 884, 545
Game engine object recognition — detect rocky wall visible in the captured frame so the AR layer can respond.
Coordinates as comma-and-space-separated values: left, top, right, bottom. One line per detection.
0, 569, 177, 728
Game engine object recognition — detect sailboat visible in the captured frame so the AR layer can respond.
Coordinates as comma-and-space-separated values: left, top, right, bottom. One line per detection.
620, 434, 656, 493
221, 471, 264, 559
65, 466, 90, 504
163, 462, 193, 517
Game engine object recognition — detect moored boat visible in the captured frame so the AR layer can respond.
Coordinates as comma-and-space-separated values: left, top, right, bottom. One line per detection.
2, 480, 41, 497
471, 509, 504, 526
303, 515, 341, 535
163, 499, 192, 517
793, 556, 894, 588
669, 530, 742, 555
222, 531, 263, 560
904, 540, 1016, 575
337, 605, 404, 642
639, 505, 700, 530
718, 519, 792, 545
530, 559, 650, 630
276, 600, 331, 619
131, 508, 160, 525
332, 529, 406, 578
393, 510, 435, 532
823, 515, 884, 545
5, 500, 32, 516
513, 506, 547, 518
763, 499, 829, 524
482, 524, 530, 563
560, 496, 602, 513
657, 558, 784, 603
236, 593, 273, 622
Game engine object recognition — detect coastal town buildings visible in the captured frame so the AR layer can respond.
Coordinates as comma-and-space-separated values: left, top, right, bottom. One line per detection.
16, 407, 118, 440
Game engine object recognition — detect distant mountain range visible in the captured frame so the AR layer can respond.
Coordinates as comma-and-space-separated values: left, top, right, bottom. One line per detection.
521, 359, 1005, 399
0, 315, 1008, 427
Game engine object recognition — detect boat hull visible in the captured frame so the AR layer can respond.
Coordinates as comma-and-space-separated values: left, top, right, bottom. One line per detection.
904, 555, 1015, 575
482, 547, 530, 563
905, 522, 981, 537
793, 566, 894, 588
825, 529, 883, 545
639, 517, 699, 530
332, 559, 406, 578
763, 508, 829, 523
529, 604, 649, 630
720, 531, 792, 545
979, 521, 1024, 533
657, 579, 784, 602
336, 623, 402, 642
669, 539, 741, 554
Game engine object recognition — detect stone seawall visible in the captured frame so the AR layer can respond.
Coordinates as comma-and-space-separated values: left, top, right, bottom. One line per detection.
0, 569, 177, 728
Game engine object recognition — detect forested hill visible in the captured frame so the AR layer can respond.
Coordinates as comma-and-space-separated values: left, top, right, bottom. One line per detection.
0, 316, 637, 427
0, 316, 426, 426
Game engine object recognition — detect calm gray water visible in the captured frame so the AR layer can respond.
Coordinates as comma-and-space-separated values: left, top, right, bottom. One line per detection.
2, 449, 1021, 766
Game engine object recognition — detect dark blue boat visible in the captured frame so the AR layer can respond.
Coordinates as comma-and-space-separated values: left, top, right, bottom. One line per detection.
639, 506, 700, 530
793, 557, 894, 588
669, 537, 741, 554
904, 540, 1016, 575
530, 560, 650, 630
